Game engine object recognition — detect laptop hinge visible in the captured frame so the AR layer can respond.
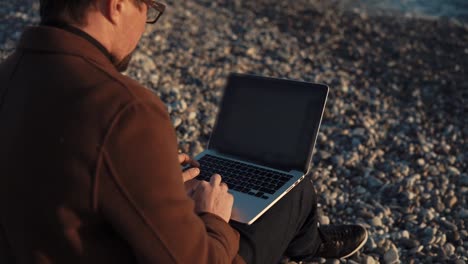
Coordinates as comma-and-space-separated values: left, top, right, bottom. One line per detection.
288, 169, 305, 177
209, 149, 299, 173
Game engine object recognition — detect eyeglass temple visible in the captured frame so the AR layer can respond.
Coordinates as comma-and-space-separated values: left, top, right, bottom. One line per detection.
151, 1, 165, 13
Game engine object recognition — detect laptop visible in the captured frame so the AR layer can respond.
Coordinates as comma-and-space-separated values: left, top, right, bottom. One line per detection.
190, 73, 329, 225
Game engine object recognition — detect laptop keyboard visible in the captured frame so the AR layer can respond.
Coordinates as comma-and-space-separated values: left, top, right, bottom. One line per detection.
194, 154, 293, 199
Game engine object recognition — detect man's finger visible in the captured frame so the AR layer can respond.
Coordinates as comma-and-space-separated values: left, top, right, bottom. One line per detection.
182, 167, 200, 182
185, 179, 201, 196
220, 182, 229, 191
190, 159, 200, 168
178, 153, 190, 164
210, 174, 222, 186
178, 153, 200, 167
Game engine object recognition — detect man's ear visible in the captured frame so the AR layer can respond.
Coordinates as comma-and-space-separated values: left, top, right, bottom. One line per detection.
103, 0, 124, 25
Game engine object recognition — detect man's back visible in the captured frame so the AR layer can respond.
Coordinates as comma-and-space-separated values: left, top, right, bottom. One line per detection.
0, 25, 151, 263
0, 26, 241, 264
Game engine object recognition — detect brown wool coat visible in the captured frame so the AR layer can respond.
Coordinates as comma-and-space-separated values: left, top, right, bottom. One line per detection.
0, 26, 245, 264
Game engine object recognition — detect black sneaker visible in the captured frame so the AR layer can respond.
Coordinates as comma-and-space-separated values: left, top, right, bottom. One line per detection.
315, 224, 368, 259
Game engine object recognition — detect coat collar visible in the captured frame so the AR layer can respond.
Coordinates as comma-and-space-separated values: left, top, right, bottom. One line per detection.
17, 25, 119, 72
41, 20, 114, 63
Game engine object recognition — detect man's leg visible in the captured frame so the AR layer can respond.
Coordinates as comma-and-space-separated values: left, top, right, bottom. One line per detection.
229, 175, 321, 264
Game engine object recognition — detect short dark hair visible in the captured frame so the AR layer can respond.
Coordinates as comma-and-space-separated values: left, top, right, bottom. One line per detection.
40, 0, 98, 24
39, 0, 145, 25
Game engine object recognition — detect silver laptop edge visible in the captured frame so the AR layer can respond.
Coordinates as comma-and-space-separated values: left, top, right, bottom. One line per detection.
304, 89, 329, 175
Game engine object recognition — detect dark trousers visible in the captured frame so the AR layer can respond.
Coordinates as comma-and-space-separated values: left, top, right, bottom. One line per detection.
230, 175, 321, 264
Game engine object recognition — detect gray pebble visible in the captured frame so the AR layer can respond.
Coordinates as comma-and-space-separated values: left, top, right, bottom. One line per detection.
460, 175, 468, 186
440, 219, 458, 232
400, 238, 419, 249
444, 243, 456, 256
384, 244, 399, 264
460, 209, 468, 219
356, 185, 367, 194
367, 176, 384, 188
447, 166, 461, 176
352, 127, 366, 137
331, 155, 344, 167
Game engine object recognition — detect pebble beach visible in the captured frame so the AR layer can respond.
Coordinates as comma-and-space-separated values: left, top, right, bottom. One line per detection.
1, 0, 467, 263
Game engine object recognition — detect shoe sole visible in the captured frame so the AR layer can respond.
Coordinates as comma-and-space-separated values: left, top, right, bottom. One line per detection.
340, 226, 368, 259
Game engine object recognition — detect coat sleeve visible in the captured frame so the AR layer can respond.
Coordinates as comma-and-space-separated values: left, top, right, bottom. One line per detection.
97, 100, 242, 264
0, 224, 14, 264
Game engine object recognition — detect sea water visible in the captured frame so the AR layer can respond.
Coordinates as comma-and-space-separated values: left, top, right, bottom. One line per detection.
338, 0, 468, 23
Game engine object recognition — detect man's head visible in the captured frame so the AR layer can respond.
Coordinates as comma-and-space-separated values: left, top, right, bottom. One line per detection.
39, 0, 164, 71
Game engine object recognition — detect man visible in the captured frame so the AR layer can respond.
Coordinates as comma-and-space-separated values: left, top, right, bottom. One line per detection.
0, 0, 368, 263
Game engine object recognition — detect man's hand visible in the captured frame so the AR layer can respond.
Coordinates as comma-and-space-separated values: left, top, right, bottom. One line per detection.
178, 153, 201, 196
190, 174, 234, 223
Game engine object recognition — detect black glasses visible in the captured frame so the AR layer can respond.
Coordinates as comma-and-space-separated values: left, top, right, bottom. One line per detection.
144, 1, 165, 24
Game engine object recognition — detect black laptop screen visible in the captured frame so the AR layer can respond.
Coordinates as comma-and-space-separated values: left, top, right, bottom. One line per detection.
208, 74, 328, 172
